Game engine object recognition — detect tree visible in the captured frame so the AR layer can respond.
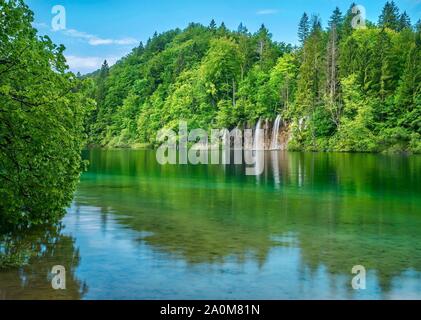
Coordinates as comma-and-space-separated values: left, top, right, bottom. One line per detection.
0, 0, 92, 228
298, 13, 310, 45
296, 25, 325, 117
376, 29, 397, 102
269, 53, 299, 112
136, 41, 144, 55
254, 24, 280, 70
395, 32, 421, 132
417, 20, 421, 33
326, 18, 341, 126
97, 60, 109, 101
237, 22, 248, 34
236, 26, 255, 80
217, 22, 228, 36
310, 15, 322, 34
89, 59, 110, 143
209, 19, 217, 31
342, 2, 357, 38
332, 75, 377, 152
398, 11, 411, 31
200, 37, 242, 106
379, 1, 400, 31
328, 7, 343, 31
256, 24, 268, 63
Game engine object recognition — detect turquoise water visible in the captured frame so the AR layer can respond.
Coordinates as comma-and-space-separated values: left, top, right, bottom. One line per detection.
1, 150, 421, 299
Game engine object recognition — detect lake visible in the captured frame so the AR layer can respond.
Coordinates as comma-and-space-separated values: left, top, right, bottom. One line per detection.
1, 149, 421, 300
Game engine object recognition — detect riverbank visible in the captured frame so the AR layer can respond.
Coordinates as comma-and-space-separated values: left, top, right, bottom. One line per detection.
87, 118, 421, 155
86, 137, 421, 155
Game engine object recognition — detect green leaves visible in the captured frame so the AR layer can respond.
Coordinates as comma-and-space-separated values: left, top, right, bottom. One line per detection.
84, 5, 419, 154
0, 0, 93, 229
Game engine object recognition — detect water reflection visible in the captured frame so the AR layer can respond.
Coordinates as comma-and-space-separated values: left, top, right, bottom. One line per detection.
0, 224, 87, 300
1, 150, 421, 299
271, 151, 281, 188
75, 150, 421, 298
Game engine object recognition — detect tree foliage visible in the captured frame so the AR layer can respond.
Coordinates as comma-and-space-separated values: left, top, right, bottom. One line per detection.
0, 0, 93, 228
86, 3, 420, 154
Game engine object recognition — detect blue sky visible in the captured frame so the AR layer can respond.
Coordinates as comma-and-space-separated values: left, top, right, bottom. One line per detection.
26, 0, 421, 74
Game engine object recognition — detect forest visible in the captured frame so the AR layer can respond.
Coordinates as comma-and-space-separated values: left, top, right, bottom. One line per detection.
86, 1, 421, 153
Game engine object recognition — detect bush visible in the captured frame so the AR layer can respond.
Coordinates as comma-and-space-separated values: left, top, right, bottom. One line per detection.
410, 133, 421, 154
0, 0, 92, 229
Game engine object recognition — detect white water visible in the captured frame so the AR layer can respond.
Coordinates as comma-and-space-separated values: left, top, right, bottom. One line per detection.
298, 117, 306, 131
222, 129, 230, 149
270, 115, 282, 150
253, 118, 264, 150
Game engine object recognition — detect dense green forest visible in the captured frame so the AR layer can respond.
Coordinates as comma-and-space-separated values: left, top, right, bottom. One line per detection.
86, 2, 421, 153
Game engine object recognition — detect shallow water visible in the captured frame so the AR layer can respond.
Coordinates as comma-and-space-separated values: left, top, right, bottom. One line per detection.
1, 150, 421, 300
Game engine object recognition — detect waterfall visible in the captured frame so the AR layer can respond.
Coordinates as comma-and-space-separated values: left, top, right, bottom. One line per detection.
222, 129, 229, 148
270, 115, 282, 150
298, 117, 306, 131
253, 118, 263, 150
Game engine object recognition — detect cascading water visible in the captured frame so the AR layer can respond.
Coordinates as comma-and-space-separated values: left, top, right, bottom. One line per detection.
253, 118, 263, 150
298, 117, 306, 131
222, 129, 229, 148
270, 115, 282, 150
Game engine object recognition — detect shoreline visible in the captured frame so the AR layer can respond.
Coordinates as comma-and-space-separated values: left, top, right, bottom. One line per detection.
84, 145, 419, 156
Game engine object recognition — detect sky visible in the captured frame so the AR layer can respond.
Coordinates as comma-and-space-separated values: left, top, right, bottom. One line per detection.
26, 0, 421, 74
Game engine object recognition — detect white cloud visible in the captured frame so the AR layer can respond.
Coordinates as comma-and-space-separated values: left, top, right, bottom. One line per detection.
256, 9, 279, 15
65, 55, 119, 73
62, 28, 138, 46
32, 23, 138, 46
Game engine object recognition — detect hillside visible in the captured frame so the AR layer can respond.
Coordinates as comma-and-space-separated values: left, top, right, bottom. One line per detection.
86, 2, 421, 153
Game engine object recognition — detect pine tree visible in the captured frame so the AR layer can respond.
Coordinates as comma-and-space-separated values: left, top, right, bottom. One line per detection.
326, 17, 341, 125
256, 24, 271, 65
369, 30, 396, 103
296, 25, 327, 145
415, 19, 421, 33
136, 41, 145, 55
298, 13, 310, 45
379, 1, 400, 31
93, 60, 109, 132
310, 15, 322, 34
237, 22, 248, 34
296, 26, 325, 114
217, 22, 228, 36
328, 7, 343, 31
209, 19, 217, 30
396, 34, 421, 114
398, 11, 411, 31
99, 60, 109, 78
342, 2, 357, 37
